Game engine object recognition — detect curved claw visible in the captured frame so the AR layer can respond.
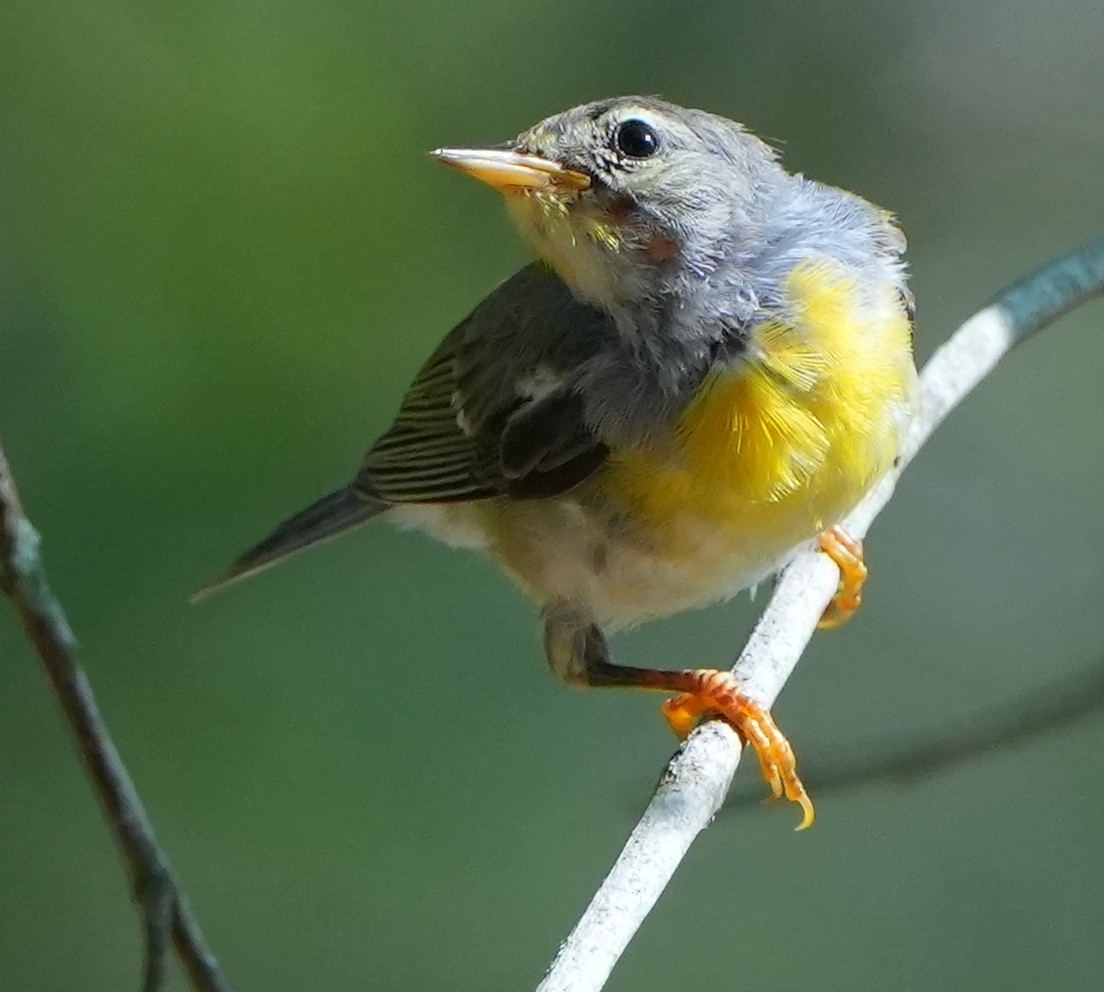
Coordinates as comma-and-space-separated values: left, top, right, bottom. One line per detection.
659, 670, 814, 830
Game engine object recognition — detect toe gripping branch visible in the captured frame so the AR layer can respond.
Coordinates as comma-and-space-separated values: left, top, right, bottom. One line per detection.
817, 525, 867, 628
629, 526, 865, 829
544, 608, 819, 829
661, 671, 814, 830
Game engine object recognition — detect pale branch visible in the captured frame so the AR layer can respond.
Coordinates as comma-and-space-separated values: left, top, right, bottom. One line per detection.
0, 441, 232, 992
536, 234, 1104, 992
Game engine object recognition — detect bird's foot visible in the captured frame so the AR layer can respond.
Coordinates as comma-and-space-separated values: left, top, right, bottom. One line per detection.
817, 525, 867, 628
661, 669, 814, 830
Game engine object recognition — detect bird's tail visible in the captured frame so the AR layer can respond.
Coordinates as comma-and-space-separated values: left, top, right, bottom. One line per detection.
192, 485, 385, 601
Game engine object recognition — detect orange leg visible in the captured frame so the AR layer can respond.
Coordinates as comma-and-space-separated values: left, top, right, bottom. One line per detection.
661, 671, 813, 830
817, 525, 867, 629
542, 608, 814, 829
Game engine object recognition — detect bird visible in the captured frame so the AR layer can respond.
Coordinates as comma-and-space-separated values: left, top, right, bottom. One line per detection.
197, 96, 918, 828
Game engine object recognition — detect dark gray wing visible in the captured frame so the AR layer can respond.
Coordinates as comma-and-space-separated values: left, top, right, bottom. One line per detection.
358, 264, 615, 504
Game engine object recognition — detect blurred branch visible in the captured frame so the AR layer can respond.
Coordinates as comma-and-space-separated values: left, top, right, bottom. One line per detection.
536, 234, 1104, 992
0, 440, 232, 992
724, 655, 1104, 813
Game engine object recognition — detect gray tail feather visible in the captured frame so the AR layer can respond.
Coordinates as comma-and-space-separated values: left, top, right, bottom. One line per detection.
192, 485, 384, 601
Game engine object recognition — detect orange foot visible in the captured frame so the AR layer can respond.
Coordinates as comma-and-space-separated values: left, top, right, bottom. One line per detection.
818, 525, 867, 629
660, 670, 814, 830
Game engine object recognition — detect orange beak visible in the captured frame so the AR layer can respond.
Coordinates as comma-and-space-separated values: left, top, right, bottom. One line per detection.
431, 147, 591, 193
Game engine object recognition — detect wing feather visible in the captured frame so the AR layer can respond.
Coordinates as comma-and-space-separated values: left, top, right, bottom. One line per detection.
358, 264, 615, 506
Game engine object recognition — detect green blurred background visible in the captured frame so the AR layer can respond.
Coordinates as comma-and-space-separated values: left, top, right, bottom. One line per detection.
3, 0, 1104, 989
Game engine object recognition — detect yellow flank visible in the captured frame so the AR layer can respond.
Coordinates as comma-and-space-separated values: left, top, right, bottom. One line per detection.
604, 261, 914, 542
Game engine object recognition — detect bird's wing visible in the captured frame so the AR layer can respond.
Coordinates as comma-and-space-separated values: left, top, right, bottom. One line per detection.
359, 264, 614, 504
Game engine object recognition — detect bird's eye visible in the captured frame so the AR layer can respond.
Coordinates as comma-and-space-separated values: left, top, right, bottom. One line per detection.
614, 119, 660, 159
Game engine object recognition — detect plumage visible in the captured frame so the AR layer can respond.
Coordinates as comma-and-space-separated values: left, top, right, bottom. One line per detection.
202, 97, 919, 825
206, 99, 915, 610
356, 263, 614, 505
195, 486, 383, 597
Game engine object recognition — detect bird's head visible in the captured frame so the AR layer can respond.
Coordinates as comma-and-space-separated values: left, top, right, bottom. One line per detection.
433, 97, 785, 312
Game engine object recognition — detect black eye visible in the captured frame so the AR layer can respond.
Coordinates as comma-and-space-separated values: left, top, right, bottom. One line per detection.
614, 119, 660, 159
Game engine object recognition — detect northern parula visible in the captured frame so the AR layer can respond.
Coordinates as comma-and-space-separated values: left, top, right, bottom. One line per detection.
200, 97, 918, 828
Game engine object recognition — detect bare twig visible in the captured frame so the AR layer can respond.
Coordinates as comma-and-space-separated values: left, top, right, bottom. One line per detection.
537, 234, 1104, 992
0, 442, 232, 992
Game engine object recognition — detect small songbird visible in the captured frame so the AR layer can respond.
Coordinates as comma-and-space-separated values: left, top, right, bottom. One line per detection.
198, 97, 918, 828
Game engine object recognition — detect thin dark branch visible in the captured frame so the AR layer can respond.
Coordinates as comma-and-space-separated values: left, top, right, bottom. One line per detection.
723, 657, 1104, 814
0, 439, 232, 992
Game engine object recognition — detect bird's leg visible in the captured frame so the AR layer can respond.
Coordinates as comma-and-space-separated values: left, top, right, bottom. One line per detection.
542, 605, 814, 829
817, 524, 867, 628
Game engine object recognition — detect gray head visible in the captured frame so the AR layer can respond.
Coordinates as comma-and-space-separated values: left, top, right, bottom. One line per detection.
433, 97, 787, 312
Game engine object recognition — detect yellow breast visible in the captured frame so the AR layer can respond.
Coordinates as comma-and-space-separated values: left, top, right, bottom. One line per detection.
601, 261, 916, 556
